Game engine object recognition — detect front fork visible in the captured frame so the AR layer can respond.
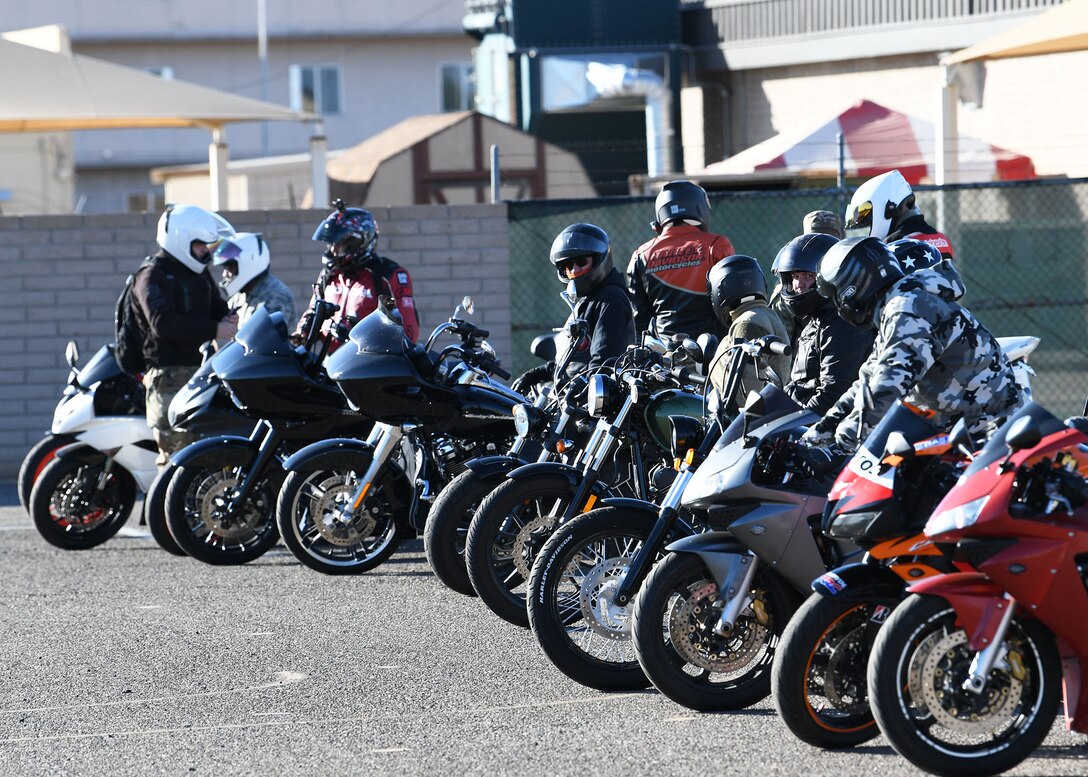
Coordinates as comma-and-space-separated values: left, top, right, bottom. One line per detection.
964, 594, 1018, 695
225, 421, 283, 515
713, 554, 760, 636
341, 423, 403, 520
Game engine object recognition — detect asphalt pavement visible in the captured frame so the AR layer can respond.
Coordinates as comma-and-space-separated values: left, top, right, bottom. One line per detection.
1, 483, 1086, 776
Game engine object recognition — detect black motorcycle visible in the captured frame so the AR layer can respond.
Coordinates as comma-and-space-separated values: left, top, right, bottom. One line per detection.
275, 297, 522, 575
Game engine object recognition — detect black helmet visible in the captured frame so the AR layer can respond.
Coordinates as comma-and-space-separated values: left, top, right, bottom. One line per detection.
549, 223, 613, 297
706, 255, 768, 327
888, 238, 941, 274
772, 233, 838, 317
816, 236, 904, 328
312, 199, 378, 272
653, 180, 711, 231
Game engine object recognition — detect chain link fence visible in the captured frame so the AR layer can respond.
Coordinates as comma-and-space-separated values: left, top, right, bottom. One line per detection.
508, 178, 1088, 418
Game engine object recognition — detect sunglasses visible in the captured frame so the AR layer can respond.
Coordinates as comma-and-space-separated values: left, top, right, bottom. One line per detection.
557, 255, 592, 273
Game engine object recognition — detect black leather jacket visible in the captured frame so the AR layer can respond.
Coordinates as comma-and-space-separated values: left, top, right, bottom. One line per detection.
558, 268, 636, 384
784, 297, 874, 415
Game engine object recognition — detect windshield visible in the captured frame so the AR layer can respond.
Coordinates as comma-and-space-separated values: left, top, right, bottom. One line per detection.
344, 307, 407, 355
860, 402, 942, 457
963, 401, 1068, 477
77, 345, 122, 388
713, 384, 805, 452
235, 306, 292, 355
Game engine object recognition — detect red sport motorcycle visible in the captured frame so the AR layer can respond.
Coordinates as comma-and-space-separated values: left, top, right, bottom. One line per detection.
867, 401, 1088, 776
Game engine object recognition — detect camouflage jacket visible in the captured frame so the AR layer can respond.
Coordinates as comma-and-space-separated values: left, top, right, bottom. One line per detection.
229, 272, 297, 328
812, 262, 1024, 451
708, 300, 792, 399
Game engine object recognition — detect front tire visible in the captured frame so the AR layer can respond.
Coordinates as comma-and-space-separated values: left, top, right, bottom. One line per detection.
465, 473, 578, 627
632, 552, 798, 711
29, 456, 136, 550
276, 468, 408, 575
144, 464, 186, 556
527, 506, 660, 691
423, 469, 507, 596
18, 434, 76, 513
771, 593, 894, 749
165, 451, 282, 566
868, 594, 1061, 777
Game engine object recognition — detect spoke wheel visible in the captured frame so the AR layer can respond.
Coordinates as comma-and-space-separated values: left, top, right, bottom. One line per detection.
868, 594, 1061, 777
29, 456, 136, 550
632, 552, 797, 711
528, 506, 662, 691
276, 469, 406, 575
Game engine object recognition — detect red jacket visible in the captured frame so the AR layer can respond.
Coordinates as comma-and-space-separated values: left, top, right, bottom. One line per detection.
295, 257, 418, 352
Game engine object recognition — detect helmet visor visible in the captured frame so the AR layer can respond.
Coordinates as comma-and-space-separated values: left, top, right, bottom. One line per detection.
557, 254, 593, 279
845, 201, 873, 238
212, 239, 243, 265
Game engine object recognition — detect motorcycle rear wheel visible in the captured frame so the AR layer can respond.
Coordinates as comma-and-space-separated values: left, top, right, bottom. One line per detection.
423, 469, 506, 597
527, 506, 660, 691
30, 456, 136, 550
165, 451, 282, 565
868, 594, 1060, 777
276, 468, 407, 575
144, 464, 186, 556
771, 593, 894, 749
18, 434, 76, 513
632, 552, 797, 711
465, 473, 577, 627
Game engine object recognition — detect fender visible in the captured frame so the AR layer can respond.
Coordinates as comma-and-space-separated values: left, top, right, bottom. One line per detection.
907, 572, 1009, 651
282, 438, 374, 474
599, 497, 658, 515
169, 435, 256, 468
811, 562, 906, 602
664, 530, 755, 599
464, 454, 530, 480
54, 442, 107, 465
506, 460, 584, 486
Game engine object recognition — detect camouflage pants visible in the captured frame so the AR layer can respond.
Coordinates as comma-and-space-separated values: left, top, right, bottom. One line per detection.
143, 365, 198, 465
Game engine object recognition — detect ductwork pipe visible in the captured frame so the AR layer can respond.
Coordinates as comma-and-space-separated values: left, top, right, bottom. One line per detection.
586, 62, 674, 177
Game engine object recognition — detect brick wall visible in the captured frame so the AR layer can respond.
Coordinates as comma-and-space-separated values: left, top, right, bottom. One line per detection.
0, 204, 511, 479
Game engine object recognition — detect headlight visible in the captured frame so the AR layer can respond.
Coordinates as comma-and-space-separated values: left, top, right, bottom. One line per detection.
512, 403, 545, 438
925, 495, 989, 538
587, 374, 614, 418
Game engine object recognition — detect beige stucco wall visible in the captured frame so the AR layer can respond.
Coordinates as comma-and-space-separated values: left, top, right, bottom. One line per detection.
0, 133, 76, 215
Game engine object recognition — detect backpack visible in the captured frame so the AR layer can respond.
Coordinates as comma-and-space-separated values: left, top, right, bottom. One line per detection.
114, 258, 153, 376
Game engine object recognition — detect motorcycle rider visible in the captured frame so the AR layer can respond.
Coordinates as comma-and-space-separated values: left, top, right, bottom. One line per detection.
845, 169, 955, 259
802, 236, 1023, 454
130, 204, 237, 464
212, 232, 296, 326
772, 210, 846, 341
705, 254, 792, 397
773, 233, 874, 415
627, 180, 735, 339
549, 222, 636, 385
293, 199, 418, 351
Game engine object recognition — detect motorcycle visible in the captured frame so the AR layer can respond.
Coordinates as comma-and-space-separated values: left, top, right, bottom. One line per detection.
526, 335, 789, 692
163, 300, 370, 565
422, 304, 590, 597
463, 335, 705, 627
867, 401, 1088, 776
274, 296, 521, 575
26, 341, 156, 549
630, 384, 859, 711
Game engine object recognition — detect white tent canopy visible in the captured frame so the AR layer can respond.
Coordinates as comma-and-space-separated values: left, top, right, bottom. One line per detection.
942, 0, 1088, 65
0, 34, 324, 209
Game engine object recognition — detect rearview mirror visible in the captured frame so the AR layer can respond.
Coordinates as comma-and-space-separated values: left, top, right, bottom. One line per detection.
883, 431, 914, 461
530, 334, 557, 362
696, 333, 719, 367
948, 418, 976, 458
64, 340, 79, 368
1005, 416, 1042, 452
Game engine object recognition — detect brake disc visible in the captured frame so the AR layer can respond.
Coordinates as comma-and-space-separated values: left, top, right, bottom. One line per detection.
910, 627, 1022, 736
820, 614, 870, 711
668, 581, 768, 673
198, 473, 264, 540
512, 513, 558, 578
577, 556, 633, 639
309, 474, 378, 547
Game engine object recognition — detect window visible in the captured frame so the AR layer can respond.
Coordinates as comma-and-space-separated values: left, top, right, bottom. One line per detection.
289, 64, 341, 115
125, 190, 166, 214
440, 62, 474, 112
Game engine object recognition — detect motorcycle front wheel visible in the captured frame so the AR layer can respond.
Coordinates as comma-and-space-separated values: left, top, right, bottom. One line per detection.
144, 464, 186, 556
18, 434, 77, 512
868, 594, 1061, 777
771, 593, 895, 749
527, 506, 661, 691
29, 456, 137, 550
423, 469, 508, 597
165, 451, 282, 565
464, 473, 578, 627
632, 552, 798, 711
276, 468, 408, 575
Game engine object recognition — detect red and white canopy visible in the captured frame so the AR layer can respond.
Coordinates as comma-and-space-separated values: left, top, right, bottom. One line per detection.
701, 99, 1034, 184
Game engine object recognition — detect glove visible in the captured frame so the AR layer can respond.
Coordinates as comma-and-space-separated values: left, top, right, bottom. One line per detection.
800, 425, 834, 446
792, 444, 840, 478
511, 362, 554, 396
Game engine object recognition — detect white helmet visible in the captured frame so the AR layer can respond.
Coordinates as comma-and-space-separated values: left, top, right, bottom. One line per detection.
156, 204, 235, 273
844, 170, 915, 241
213, 232, 271, 297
